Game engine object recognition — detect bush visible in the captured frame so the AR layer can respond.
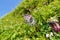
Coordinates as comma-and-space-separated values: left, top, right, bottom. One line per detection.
0, 0, 60, 40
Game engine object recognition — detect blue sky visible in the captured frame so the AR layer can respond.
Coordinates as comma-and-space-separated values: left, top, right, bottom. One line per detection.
0, 0, 22, 18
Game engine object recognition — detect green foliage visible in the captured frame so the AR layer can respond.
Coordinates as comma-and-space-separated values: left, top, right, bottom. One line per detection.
0, 0, 60, 40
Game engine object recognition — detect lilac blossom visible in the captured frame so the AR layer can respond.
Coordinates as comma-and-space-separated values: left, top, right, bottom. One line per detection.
24, 14, 35, 25
48, 17, 60, 32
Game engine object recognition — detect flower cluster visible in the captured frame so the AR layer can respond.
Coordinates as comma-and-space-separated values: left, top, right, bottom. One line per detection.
24, 14, 35, 25
46, 32, 54, 38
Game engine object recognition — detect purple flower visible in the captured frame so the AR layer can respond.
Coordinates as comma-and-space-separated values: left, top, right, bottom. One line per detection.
24, 14, 35, 25
48, 17, 60, 32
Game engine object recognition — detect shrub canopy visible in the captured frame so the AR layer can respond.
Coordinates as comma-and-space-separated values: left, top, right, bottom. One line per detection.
0, 0, 60, 40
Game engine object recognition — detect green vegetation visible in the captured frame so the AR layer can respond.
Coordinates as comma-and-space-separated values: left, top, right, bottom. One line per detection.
0, 0, 60, 40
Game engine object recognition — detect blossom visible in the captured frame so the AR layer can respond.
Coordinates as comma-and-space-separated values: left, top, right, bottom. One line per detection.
46, 34, 50, 38
46, 32, 54, 38
48, 17, 60, 32
49, 32, 54, 37
24, 14, 35, 25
